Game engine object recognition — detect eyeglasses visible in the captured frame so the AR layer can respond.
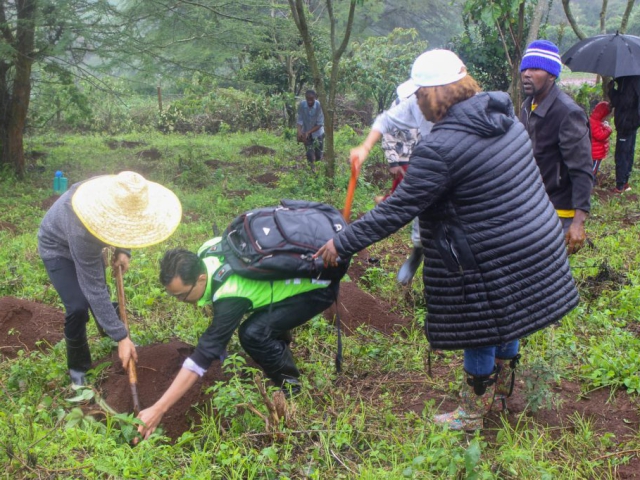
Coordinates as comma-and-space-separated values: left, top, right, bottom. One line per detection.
167, 282, 197, 302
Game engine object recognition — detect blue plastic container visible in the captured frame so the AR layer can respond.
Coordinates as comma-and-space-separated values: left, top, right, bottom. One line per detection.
53, 171, 68, 194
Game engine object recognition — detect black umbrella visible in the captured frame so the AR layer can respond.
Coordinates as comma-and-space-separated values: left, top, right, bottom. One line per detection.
561, 32, 640, 78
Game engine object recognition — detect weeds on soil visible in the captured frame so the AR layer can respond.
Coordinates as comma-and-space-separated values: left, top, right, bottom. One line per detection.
1, 129, 639, 478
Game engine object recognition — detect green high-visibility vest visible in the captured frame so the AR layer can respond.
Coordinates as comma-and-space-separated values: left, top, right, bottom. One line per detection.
196, 238, 330, 309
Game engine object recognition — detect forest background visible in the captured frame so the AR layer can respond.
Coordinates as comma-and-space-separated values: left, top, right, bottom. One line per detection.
1, 1, 640, 479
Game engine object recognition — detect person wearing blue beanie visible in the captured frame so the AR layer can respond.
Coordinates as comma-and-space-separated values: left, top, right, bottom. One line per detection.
518, 39, 593, 256
519, 39, 563, 78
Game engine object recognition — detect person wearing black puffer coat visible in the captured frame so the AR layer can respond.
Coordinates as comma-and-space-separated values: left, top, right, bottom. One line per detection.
316, 49, 579, 431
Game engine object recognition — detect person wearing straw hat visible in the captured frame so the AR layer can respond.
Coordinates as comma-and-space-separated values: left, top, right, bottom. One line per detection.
317, 49, 578, 431
38, 171, 182, 386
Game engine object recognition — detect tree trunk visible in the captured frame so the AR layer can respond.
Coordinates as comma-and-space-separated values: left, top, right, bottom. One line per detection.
619, 0, 635, 34
288, 0, 356, 179
526, 0, 549, 46
562, 0, 587, 40
1, 0, 37, 179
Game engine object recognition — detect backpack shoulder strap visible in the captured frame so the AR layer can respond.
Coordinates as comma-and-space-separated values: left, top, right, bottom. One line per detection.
199, 241, 235, 292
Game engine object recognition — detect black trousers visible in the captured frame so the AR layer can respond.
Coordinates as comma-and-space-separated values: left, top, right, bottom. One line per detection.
614, 129, 637, 188
41, 256, 93, 340
238, 281, 339, 381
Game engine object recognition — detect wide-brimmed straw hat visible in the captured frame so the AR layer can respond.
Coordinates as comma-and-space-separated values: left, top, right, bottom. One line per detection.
72, 171, 182, 248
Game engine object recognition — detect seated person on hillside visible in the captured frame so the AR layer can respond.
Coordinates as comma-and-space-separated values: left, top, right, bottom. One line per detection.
135, 237, 344, 440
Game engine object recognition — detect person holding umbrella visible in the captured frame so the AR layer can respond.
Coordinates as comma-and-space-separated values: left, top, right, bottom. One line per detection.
38, 171, 182, 386
607, 75, 640, 193
519, 40, 593, 254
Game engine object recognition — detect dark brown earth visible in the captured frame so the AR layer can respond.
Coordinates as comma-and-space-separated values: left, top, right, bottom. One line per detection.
0, 297, 64, 359
106, 140, 146, 150
1, 253, 639, 475
0, 221, 17, 234
240, 145, 275, 156
99, 340, 240, 440
253, 172, 278, 187
40, 194, 61, 211
136, 148, 162, 160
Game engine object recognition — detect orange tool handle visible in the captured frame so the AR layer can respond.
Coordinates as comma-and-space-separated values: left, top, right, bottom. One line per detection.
343, 160, 360, 222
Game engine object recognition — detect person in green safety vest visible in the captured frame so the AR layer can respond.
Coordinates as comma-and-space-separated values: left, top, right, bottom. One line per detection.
135, 237, 343, 441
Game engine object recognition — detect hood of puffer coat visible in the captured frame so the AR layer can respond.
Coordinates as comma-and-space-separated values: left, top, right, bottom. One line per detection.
432, 91, 515, 137
591, 101, 611, 121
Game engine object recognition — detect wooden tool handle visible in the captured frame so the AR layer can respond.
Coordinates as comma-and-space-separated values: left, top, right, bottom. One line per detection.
115, 264, 141, 414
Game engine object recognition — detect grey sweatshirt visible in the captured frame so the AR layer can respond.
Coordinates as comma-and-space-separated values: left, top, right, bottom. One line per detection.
372, 95, 434, 139
37, 182, 129, 341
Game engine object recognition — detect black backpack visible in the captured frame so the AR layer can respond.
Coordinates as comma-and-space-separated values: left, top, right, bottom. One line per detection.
200, 199, 350, 284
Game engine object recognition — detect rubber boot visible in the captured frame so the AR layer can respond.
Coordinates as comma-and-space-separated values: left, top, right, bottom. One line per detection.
266, 347, 301, 398
433, 370, 496, 431
397, 247, 422, 286
493, 354, 521, 412
65, 336, 92, 387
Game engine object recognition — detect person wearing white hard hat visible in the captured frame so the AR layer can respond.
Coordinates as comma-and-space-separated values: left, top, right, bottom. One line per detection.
38, 171, 182, 386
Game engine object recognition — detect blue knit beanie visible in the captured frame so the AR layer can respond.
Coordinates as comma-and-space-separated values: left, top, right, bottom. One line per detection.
520, 40, 562, 78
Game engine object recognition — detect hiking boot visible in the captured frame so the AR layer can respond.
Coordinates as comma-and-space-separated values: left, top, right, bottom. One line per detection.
613, 183, 631, 193
493, 354, 521, 412
433, 370, 496, 431
397, 247, 422, 286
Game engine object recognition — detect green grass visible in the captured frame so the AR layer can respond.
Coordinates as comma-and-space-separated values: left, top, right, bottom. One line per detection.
1, 129, 639, 478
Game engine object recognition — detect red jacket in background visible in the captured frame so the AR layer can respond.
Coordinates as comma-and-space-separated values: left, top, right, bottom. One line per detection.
590, 101, 612, 160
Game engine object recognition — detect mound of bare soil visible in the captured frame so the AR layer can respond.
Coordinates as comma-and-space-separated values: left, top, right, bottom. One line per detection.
240, 145, 275, 156
137, 148, 162, 160
254, 172, 278, 187
325, 282, 411, 335
40, 194, 61, 210
106, 140, 146, 150
0, 297, 64, 359
0, 221, 17, 234
98, 340, 236, 440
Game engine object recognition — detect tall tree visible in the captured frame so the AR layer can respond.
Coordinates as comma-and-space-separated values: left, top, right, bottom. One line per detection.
1, 0, 37, 178
562, 0, 636, 39
288, 0, 357, 179
0, 0, 146, 177
341, 28, 427, 114
462, 0, 550, 113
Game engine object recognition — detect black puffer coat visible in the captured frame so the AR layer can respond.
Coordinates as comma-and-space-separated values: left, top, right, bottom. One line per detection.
335, 92, 578, 350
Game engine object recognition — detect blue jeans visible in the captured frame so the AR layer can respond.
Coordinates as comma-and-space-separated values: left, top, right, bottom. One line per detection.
463, 340, 520, 376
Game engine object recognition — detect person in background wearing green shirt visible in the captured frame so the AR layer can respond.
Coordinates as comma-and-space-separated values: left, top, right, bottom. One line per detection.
136, 237, 343, 440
